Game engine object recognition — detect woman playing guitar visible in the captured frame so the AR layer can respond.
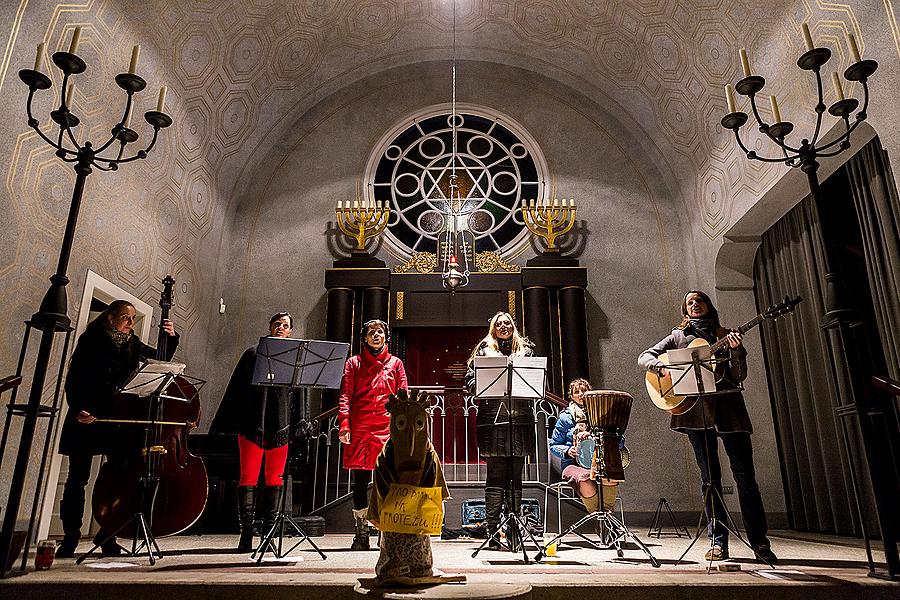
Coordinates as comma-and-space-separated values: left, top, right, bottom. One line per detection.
638, 290, 777, 565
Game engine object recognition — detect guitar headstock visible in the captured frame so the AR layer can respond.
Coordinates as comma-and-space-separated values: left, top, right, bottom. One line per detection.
763, 295, 802, 320
160, 274, 176, 312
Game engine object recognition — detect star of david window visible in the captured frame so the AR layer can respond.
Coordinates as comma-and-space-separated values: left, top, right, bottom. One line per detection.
366, 106, 547, 257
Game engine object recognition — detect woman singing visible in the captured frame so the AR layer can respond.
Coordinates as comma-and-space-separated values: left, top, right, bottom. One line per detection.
638, 290, 776, 564
338, 319, 407, 550
465, 311, 535, 550
214, 312, 296, 553
57, 300, 178, 558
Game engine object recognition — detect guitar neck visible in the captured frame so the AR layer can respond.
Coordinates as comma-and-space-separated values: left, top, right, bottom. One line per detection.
708, 314, 765, 354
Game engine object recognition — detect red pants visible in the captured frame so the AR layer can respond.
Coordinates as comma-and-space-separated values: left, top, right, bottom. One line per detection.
238, 435, 288, 486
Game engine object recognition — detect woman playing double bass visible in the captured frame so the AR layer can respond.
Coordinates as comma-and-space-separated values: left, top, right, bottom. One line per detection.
56, 300, 178, 558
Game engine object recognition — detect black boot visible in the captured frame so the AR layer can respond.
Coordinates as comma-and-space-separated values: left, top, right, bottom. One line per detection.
351, 508, 370, 550
484, 487, 504, 550
55, 531, 80, 559
237, 486, 256, 552
261, 485, 284, 538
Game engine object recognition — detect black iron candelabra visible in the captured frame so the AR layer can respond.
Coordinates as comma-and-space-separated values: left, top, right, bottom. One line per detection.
722, 33, 899, 580
0, 33, 171, 576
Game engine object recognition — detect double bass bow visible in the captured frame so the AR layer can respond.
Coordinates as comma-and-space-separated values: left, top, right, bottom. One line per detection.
91, 276, 208, 539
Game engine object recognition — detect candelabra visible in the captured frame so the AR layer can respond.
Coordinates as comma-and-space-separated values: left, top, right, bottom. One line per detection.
722, 27, 898, 580
521, 197, 577, 253
0, 31, 171, 576
334, 197, 390, 255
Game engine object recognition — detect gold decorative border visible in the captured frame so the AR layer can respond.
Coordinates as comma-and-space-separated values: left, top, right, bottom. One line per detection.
508, 290, 516, 320
396, 291, 404, 321
393, 251, 437, 273
476, 251, 520, 273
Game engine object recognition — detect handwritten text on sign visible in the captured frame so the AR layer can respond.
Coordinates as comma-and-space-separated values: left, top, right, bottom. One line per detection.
379, 484, 443, 535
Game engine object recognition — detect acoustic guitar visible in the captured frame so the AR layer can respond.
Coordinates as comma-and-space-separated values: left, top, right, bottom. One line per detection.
645, 296, 801, 415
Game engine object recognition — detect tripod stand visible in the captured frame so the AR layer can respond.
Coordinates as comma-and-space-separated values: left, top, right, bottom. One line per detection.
249, 337, 348, 562
665, 347, 775, 570
471, 355, 546, 563
535, 427, 660, 567
77, 368, 183, 565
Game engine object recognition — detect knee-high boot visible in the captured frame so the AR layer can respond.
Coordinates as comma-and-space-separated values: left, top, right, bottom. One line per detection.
261, 485, 284, 537
237, 486, 256, 552
351, 508, 370, 550
601, 484, 618, 512
484, 487, 505, 550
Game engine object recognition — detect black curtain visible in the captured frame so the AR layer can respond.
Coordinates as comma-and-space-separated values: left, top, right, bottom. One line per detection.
753, 137, 900, 535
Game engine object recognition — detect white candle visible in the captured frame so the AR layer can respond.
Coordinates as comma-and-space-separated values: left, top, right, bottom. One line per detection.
376, 200, 383, 209
65, 82, 75, 107
68, 26, 82, 54
832, 72, 845, 100
33, 42, 45, 72
739, 48, 751, 77
128, 45, 140, 75
847, 32, 861, 63
552, 198, 559, 207
725, 84, 736, 113
123, 103, 133, 129
337, 200, 342, 210
353, 200, 359, 209
769, 95, 782, 123
529, 199, 535, 208
156, 86, 167, 112
801, 23, 814, 52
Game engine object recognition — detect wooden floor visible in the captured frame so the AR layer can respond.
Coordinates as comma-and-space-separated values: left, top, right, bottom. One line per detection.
2, 531, 897, 600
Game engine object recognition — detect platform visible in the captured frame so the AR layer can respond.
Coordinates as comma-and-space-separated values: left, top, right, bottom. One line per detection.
1, 531, 896, 600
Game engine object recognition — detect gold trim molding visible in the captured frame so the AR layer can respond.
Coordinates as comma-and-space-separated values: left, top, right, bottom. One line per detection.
476, 251, 520, 273
393, 251, 437, 273
396, 291, 404, 320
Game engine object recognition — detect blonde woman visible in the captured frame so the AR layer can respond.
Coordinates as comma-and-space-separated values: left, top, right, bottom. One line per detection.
465, 311, 535, 549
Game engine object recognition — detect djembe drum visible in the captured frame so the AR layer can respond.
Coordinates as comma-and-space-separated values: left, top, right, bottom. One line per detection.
579, 390, 633, 482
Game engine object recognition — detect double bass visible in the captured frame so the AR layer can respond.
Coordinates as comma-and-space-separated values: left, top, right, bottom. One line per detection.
91, 276, 208, 538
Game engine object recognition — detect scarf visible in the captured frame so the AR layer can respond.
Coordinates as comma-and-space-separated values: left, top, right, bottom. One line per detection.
105, 325, 131, 348
569, 401, 587, 427
687, 317, 720, 341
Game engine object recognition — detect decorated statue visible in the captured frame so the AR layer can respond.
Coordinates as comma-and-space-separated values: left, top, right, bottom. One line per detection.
365, 388, 455, 585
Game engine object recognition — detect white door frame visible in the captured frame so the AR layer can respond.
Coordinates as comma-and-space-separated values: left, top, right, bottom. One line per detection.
37, 270, 154, 540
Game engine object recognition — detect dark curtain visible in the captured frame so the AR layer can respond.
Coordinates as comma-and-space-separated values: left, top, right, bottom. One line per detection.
754, 198, 866, 534
843, 138, 900, 381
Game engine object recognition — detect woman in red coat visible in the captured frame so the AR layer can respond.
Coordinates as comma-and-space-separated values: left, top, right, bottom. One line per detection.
338, 319, 407, 550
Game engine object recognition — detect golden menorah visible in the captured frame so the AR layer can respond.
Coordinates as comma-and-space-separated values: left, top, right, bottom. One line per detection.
335, 197, 390, 254
521, 197, 577, 252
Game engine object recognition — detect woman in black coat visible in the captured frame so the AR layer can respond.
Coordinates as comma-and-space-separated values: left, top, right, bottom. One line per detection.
464, 311, 535, 549
56, 300, 178, 558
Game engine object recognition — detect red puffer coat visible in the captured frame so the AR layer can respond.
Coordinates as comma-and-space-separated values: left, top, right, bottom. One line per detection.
338, 347, 407, 470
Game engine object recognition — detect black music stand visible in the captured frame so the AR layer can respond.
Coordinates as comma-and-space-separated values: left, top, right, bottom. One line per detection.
76, 361, 202, 565
250, 337, 348, 562
667, 348, 775, 570
471, 356, 545, 563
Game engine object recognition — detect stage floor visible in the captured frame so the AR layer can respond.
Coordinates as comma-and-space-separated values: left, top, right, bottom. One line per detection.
2, 531, 897, 600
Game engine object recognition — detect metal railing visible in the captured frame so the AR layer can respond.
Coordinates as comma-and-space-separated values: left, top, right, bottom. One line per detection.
308, 387, 566, 513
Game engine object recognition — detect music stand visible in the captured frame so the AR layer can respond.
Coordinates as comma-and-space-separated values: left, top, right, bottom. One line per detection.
471, 355, 545, 563
669, 348, 775, 570
77, 361, 202, 565
250, 337, 348, 562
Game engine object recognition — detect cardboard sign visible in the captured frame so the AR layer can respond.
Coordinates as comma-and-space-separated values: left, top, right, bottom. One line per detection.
378, 484, 443, 535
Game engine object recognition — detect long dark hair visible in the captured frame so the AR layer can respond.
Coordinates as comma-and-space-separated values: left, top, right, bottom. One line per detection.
676, 290, 720, 329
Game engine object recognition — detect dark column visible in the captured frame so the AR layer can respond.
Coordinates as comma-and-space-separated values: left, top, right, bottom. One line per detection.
361, 287, 389, 326
323, 287, 354, 410
558, 285, 590, 387
523, 286, 553, 391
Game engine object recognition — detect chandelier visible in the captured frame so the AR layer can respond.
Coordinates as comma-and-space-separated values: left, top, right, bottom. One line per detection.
440, 1, 471, 292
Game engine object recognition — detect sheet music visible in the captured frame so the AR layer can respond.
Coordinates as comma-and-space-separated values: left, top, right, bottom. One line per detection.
121, 360, 186, 397
666, 346, 717, 395
473, 355, 547, 400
